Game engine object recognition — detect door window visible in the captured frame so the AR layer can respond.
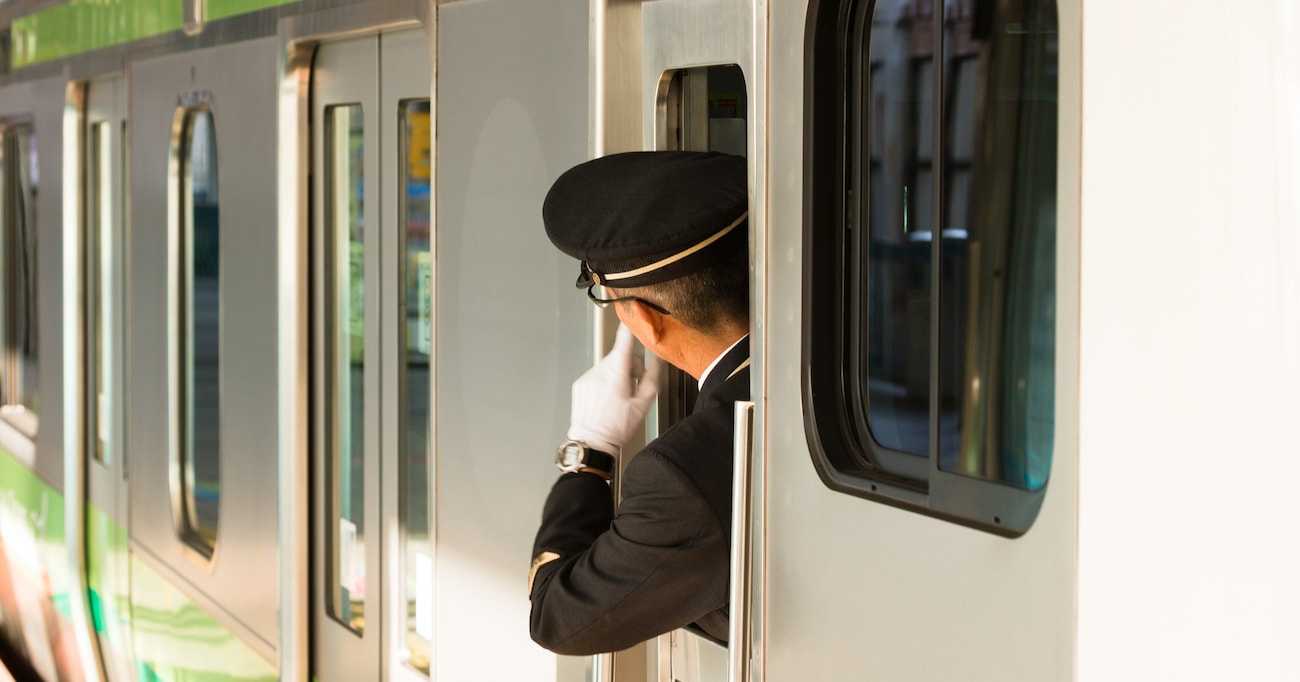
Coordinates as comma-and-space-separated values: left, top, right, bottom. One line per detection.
175, 107, 222, 557
804, 0, 1060, 533
0, 123, 39, 438
324, 103, 368, 633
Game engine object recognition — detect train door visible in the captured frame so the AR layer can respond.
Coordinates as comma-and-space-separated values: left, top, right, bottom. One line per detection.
758, 0, 1080, 679
127, 38, 280, 680
308, 29, 432, 682
81, 74, 132, 682
0, 91, 64, 682
429, 0, 593, 678
635, 3, 763, 681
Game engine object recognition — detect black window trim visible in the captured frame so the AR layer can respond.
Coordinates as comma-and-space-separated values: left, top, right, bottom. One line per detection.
802, 0, 1051, 537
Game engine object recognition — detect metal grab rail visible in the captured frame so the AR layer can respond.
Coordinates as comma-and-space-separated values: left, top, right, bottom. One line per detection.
728, 401, 756, 682
594, 651, 614, 682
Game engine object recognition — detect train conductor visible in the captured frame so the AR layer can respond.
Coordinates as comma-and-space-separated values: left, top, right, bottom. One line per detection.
528, 151, 751, 655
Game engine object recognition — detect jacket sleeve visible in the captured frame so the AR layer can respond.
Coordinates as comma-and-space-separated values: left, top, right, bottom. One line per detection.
528, 448, 729, 655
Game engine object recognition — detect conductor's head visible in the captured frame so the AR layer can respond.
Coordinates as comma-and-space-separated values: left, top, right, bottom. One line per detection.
543, 151, 750, 379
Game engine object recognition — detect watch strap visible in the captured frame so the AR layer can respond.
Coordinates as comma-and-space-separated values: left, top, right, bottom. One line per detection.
579, 449, 615, 476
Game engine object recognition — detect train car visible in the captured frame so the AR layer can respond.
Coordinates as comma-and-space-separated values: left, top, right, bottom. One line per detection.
0, 0, 1296, 680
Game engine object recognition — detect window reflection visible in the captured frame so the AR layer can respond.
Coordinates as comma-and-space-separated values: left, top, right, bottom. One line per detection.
853, 0, 934, 460
849, 0, 1057, 490
399, 98, 432, 675
180, 108, 221, 555
88, 121, 113, 465
936, 0, 1057, 489
1, 124, 40, 436
326, 104, 367, 633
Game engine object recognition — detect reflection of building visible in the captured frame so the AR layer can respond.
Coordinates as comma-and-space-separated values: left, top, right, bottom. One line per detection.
860, 0, 1058, 486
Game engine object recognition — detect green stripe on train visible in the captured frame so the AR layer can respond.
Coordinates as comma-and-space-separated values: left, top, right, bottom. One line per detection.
0, 448, 276, 681
205, 0, 298, 23
9, 0, 182, 68
8, 0, 296, 68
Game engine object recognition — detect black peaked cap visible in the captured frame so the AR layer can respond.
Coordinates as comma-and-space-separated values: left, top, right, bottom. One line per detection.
543, 151, 748, 288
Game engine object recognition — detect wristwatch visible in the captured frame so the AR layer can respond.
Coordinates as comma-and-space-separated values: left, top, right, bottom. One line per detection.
555, 440, 615, 479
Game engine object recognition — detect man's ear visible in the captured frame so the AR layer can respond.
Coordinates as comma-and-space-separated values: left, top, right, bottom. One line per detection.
620, 299, 667, 346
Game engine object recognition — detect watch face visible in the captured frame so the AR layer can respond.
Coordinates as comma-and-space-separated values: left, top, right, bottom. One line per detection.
557, 442, 584, 469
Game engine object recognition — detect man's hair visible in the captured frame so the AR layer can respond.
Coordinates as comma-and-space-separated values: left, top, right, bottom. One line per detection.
617, 247, 749, 335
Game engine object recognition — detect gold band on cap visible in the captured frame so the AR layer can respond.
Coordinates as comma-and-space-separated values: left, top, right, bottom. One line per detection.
601, 211, 747, 284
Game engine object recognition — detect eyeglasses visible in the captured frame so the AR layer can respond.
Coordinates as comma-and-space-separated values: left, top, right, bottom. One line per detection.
575, 262, 673, 315
585, 284, 673, 316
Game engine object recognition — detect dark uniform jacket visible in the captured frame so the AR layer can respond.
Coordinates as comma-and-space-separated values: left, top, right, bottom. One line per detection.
529, 339, 751, 655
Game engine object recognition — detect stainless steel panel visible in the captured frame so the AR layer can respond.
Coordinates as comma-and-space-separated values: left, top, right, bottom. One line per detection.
0, 75, 67, 493
727, 401, 754, 682
435, 0, 590, 679
639, 3, 764, 680
669, 630, 727, 682
760, 0, 1079, 680
60, 79, 108, 682
379, 27, 433, 682
310, 33, 382, 682
82, 71, 131, 682
84, 74, 128, 527
127, 36, 281, 659
275, 35, 314, 682
590, 0, 643, 156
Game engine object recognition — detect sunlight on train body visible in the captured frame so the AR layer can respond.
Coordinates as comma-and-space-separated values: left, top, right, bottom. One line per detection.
1077, 3, 1300, 680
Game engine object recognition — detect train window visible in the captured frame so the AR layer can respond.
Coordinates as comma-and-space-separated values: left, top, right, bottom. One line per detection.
804, 0, 1058, 534
176, 107, 221, 557
655, 65, 748, 430
399, 99, 432, 674
87, 121, 112, 464
325, 103, 367, 634
660, 64, 747, 156
0, 122, 40, 438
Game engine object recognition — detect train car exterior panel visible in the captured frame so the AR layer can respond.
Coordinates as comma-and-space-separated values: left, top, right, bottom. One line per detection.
434, 1, 592, 679
0, 72, 80, 682
79, 71, 134, 682
1076, 3, 1300, 679
126, 35, 280, 664
0, 74, 67, 499
0, 0, 1294, 680
760, 0, 1081, 678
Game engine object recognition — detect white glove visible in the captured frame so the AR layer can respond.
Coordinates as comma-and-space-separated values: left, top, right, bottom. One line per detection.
567, 324, 662, 455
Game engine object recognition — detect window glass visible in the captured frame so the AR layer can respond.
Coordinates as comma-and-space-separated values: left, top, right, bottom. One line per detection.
326, 104, 366, 634
851, 0, 933, 462
1, 124, 39, 436
399, 99, 432, 675
180, 109, 220, 555
663, 65, 747, 157
656, 65, 748, 430
88, 121, 112, 464
804, 0, 1058, 530
935, 0, 1057, 489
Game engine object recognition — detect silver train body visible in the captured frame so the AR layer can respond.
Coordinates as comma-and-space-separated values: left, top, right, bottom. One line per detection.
0, 0, 1296, 680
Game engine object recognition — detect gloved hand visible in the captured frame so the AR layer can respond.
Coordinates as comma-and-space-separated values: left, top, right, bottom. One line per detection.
567, 324, 662, 455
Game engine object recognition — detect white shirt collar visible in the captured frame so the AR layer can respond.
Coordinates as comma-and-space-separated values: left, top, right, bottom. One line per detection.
698, 335, 749, 389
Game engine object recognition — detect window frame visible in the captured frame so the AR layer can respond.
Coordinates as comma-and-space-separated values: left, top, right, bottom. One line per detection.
802, 0, 1056, 536
323, 101, 368, 634
168, 103, 222, 562
0, 119, 40, 439
86, 119, 113, 466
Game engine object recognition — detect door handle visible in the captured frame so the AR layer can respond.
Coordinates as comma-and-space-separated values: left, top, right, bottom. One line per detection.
728, 400, 756, 682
